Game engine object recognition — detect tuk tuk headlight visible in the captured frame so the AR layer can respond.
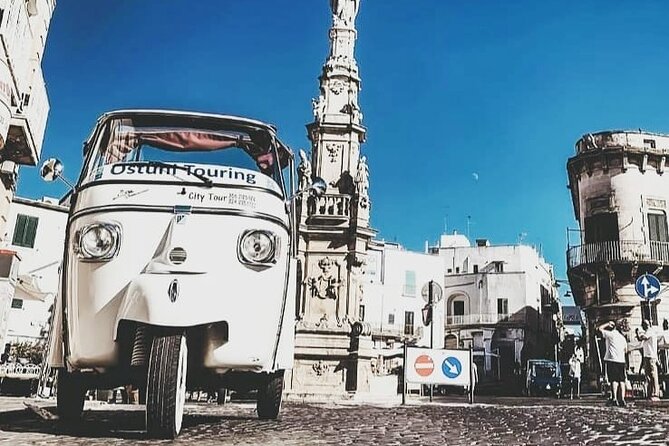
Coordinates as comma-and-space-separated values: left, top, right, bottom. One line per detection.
238, 230, 279, 265
74, 223, 121, 261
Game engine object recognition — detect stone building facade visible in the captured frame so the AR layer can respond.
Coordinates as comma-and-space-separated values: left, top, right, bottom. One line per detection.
0, 196, 66, 348
567, 130, 669, 378
0, 0, 55, 355
0, 0, 54, 236
430, 233, 561, 385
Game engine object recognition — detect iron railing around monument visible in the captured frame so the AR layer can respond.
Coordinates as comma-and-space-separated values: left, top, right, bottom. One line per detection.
567, 240, 669, 269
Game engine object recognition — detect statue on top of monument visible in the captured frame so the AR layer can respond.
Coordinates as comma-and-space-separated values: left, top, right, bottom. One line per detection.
330, 0, 360, 27
298, 149, 313, 190
355, 155, 369, 198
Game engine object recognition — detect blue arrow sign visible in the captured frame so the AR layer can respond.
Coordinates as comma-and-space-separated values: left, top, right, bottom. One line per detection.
635, 274, 661, 300
442, 357, 462, 379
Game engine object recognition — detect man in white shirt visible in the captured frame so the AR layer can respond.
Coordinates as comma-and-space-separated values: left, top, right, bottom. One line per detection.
569, 353, 582, 399
637, 319, 660, 401
598, 319, 629, 406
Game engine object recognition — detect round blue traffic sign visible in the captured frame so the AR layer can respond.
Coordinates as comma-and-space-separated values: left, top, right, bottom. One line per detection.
442, 357, 462, 379
635, 274, 661, 301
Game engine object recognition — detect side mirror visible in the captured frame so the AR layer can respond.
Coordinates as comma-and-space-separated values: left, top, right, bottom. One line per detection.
308, 177, 327, 197
40, 158, 64, 182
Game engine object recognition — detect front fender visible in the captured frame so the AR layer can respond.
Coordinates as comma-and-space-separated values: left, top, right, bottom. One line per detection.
113, 273, 225, 338
47, 292, 64, 368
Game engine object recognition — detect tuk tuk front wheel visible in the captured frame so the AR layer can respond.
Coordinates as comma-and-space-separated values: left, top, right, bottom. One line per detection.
56, 369, 86, 422
146, 333, 188, 439
256, 370, 284, 420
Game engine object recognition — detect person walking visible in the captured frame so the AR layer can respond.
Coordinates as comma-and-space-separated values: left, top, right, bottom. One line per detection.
598, 319, 629, 406
637, 319, 660, 401
569, 352, 582, 399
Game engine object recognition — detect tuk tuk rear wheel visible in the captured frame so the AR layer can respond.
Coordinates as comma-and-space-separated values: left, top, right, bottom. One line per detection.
256, 370, 284, 420
146, 333, 188, 439
56, 369, 86, 422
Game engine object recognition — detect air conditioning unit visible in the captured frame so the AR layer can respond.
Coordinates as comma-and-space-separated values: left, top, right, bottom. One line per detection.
0, 249, 20, 282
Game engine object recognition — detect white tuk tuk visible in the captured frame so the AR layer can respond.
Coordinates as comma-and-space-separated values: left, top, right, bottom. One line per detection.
41, 110, 324, 438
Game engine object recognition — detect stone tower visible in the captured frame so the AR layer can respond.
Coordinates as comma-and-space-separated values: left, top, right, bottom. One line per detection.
286, 0, 376, 398
566, 130, 669, 384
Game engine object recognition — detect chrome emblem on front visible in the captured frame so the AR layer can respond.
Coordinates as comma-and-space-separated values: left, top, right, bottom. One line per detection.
168, 279, 180, 303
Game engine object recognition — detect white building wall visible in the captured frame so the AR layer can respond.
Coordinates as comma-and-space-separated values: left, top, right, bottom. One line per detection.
362, 243, 445, 349
434, 235, 558, 378
1, 196, 67, 345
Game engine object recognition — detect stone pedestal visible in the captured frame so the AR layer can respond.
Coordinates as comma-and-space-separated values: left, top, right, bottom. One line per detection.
285, 321, 397, 400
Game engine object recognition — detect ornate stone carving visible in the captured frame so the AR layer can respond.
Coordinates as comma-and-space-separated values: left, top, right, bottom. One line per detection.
312, 360, 331, 376
326, 54, 355, 73
308, 257, 341, 300
326, 142, 343, 162
329, 80, 345, 95
646, 197, 667, 209
298, 149, 312, 190
330, 0, 360, 27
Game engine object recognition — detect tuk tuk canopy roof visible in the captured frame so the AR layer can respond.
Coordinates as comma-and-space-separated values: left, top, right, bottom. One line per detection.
88, 110, 293, 169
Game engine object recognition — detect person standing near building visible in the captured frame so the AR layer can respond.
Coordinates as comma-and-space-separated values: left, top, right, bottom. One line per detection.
637, 319, 660, 401
569, 352, 582, 399
598, 319, 629, 406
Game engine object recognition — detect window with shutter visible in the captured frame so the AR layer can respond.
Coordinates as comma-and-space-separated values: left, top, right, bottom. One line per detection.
12, 214, 39, 248
648, 213, 668, 243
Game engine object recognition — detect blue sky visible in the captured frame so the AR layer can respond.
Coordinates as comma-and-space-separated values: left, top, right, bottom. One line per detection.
20, 1, 669, 298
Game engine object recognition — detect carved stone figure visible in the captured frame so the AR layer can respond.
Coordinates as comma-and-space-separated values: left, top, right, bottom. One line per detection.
311, 94, 326, 122
309, 257, 341, 300
298, 149, 312, 190
330, 0, 360, 27
355, 156, 369, 198
341, 97, 362, 123
330, 170, 355, 195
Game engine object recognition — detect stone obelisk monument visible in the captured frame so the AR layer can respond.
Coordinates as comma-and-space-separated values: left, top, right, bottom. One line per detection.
286, 0, 376, 398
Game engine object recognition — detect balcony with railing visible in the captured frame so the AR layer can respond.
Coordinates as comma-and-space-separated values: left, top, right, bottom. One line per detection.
308, 193, 351, 223
445, 313, 508, 326
367, 322, 424, 340
567, 240, 669, 269
9, 66, 49, 164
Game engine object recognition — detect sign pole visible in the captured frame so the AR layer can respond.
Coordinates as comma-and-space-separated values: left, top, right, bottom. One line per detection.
469, 347, 474, 404
429, 280, 434, 403
402, 341, 407, 405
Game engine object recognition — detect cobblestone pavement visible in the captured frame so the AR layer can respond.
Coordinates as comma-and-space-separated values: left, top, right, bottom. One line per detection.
1, 397, 669, 445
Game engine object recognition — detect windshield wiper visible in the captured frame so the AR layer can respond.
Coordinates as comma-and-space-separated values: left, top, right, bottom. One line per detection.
136, 161, 214, 188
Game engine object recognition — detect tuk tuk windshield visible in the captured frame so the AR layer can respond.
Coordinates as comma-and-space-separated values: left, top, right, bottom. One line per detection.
83, 115, 288, 194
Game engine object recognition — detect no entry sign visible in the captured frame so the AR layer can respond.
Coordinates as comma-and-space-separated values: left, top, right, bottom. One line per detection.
414, 354, 435, 377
